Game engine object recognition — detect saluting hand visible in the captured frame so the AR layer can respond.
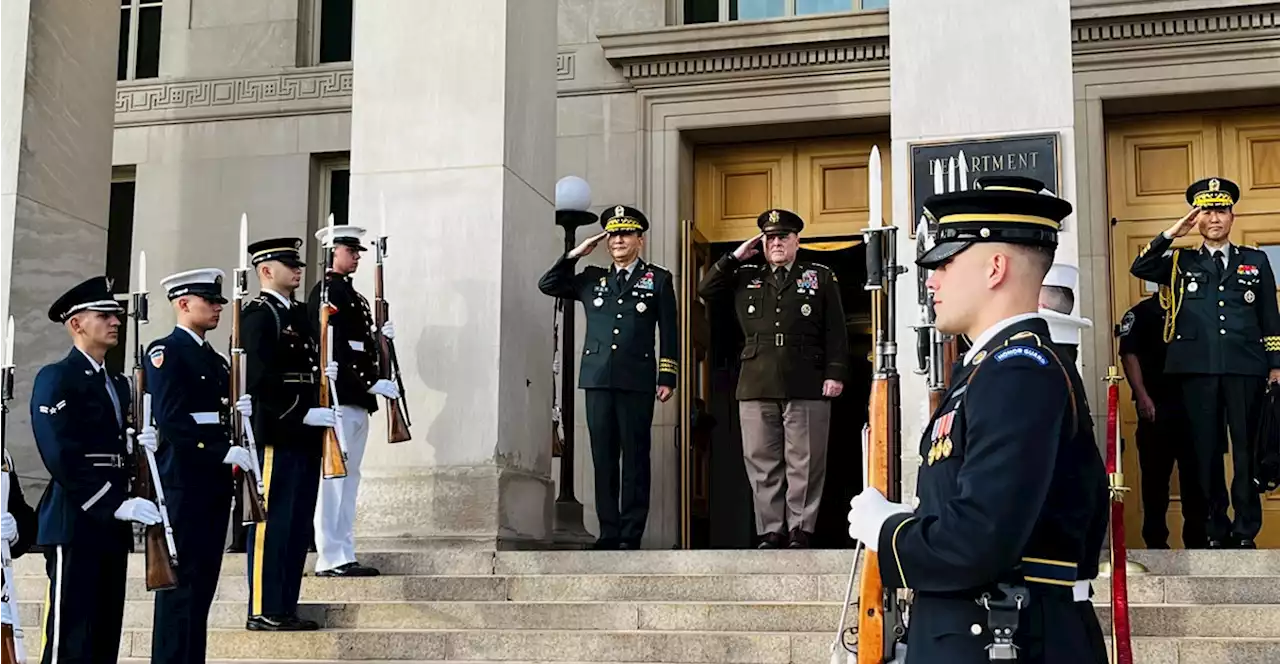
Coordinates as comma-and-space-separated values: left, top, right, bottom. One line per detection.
1166, 207, 1200, 239
569, 231, 610, 259
733, 233, 764, 261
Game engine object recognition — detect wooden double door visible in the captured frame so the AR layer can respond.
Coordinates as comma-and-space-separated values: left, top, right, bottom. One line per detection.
1107, 107, 1280, 548
678, 135, 888, 548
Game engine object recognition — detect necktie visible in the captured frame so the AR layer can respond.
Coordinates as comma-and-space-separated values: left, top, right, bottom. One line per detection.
774, 266, 788, 289
101, 370, 123, 428
616, 268, 628, 290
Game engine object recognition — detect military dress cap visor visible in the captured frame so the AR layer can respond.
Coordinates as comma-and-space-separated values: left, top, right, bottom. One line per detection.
1186, 177, 1239, 208
247, 237, 306, 268
757, 209, 804, 236
48, 276, 125, 323
315, 224, 369, 251
600, 205, 649, 234
160, 268, 228, 304
916, 175, 1072, 270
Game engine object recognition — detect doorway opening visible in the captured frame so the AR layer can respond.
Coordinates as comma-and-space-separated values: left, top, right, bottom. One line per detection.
686, 239, 873, 549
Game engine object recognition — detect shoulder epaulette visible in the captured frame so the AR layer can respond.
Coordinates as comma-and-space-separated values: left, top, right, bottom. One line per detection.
646, 262, 669, 272
807, 262, 832, 271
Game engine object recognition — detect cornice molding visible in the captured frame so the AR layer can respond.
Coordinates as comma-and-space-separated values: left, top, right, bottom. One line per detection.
115, 66, 352, 126
1072, 4, 1279, 51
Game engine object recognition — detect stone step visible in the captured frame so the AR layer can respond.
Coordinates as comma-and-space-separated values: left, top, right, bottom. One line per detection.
119, 628, 831, 662
1091, 574, 1280, 605
14, 574, 853, 604
10, 549, 860, 578
109, 629, 1280, 662
1128, 550, 1280, 576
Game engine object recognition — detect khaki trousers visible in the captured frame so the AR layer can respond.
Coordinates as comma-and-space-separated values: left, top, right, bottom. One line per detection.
738, 399, 831, 535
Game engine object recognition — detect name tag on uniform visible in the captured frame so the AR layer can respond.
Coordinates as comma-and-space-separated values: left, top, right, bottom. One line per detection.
747, 279, 763, 289
349, 340, 366, 352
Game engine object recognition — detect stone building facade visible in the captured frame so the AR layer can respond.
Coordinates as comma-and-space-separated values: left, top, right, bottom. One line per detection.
3, 0, 1279, 550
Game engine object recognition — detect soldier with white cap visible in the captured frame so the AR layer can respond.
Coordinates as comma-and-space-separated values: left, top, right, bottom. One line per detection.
1038, 263, 1092, 364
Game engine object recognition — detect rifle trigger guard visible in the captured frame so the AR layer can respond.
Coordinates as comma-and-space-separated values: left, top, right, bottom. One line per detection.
977, 583, 1026, 661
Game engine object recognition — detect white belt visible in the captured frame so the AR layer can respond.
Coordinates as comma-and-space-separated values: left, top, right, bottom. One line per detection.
191, 412, 220, 425
1073, 579, 1092, 602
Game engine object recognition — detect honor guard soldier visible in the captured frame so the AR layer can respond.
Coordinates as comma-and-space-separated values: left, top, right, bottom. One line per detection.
1130, 177, 1280, 549
307, 226, 398, 576
1038, 263, 1092, 365
30, 276, 163, 663
2, 451, 37, 559
242, 239, 338, 630
537, 205, 678, 550
146, 269, 255, 663
1117, 291, 1206, 548
697, 209, 848, 549
846, 176, 1109, 663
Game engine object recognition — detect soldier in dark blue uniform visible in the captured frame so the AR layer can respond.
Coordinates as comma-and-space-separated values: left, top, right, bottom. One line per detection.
242, 239, 337, 630
145, 268, 255, 662
1117, 291, 1207, 548
29, 276, 163, 664
846, 177, 1108, 663
538, 205, 678, 550
1129, 177, 1280, 549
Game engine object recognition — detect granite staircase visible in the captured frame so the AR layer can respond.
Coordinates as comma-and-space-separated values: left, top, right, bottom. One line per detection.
11, 548, 1280, 663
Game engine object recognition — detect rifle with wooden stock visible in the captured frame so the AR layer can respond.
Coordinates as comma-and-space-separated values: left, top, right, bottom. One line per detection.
832, 146, 908, 664
2, 315, 27, 663
319, 214, 350, 480
373, 209, 411, 444
913, 155, 966, 417
128, 252, 180, 592
233, 214, 268, 525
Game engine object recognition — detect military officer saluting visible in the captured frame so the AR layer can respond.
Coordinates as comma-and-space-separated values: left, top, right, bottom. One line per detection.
241, 238, 338, 630
697, 209, 848, 549
145, 268, 255, 662
538, 205, 678, 550
306, 225, 398, 577
1130, 177, 1280, 549
846, 177, 1108, 662
30, 276, 163, 663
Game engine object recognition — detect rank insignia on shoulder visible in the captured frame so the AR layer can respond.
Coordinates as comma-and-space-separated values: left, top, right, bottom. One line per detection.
994, 345, 1049, 366
149, 347, 165, 368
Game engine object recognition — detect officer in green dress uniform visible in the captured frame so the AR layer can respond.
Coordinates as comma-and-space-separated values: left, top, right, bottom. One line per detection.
538, 206, 678, 550
697, 209, 848, 549
845, 176, 1108, 663
1129, 176, 1280, 549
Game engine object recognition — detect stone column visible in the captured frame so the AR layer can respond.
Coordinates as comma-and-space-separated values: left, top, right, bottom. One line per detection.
1, 0, 119, 482
889, 0, 1077, 497
346, 0, 558, 547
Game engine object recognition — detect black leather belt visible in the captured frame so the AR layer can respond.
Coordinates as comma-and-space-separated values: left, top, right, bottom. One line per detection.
282, 372, 316, 384
744, 333, 819, 347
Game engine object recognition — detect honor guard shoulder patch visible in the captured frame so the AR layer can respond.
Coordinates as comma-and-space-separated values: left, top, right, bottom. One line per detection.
149, 346, 165, 368
994, 345, 1049, 366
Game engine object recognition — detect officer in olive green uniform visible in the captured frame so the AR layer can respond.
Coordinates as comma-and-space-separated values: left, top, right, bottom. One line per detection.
1130, 177, 1280, 549
538, 205, 678, 550
697, 209, 848, 549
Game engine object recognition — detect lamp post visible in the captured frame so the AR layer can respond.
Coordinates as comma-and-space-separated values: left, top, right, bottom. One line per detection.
552, 176, 597, 546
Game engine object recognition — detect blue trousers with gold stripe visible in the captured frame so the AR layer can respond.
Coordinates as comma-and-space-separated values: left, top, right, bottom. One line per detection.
246, 442, 320, 618
41, 543, 127, 664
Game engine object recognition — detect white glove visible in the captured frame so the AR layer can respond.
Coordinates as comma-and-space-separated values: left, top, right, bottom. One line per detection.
1, 512, 17, 544
381, 320, 395, 340
114, 497, 162, 525
367, 378, 401, 400
136, 425, 159, 454
235, 394, 253, 418
303, 407, 337, 428
846, 487, 913, 552
324, 361, 339, 383
223, 446, 255, 470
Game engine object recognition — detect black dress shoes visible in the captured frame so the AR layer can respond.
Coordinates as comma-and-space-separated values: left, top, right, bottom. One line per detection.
757, 532, 787, 549
316, 562, 380, 577
592, 537, 621, 550
246, 615, 320, 631
787, 528, 812, 549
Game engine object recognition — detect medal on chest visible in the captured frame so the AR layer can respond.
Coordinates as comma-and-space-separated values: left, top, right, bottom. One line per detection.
1245, 290, 1255, 304
927, 407, 958, 465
